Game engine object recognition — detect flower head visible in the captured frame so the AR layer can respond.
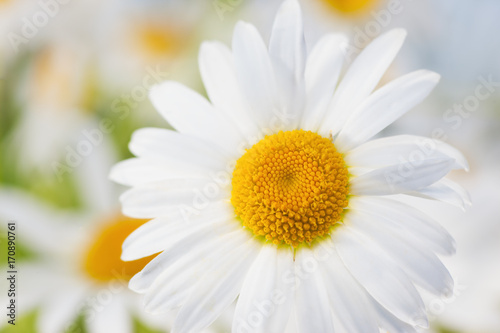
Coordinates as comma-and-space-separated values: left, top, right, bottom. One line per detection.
111, 0, 469, 332
0, 142, 166, 333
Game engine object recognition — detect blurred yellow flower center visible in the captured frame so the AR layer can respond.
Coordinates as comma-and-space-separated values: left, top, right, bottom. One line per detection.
322, 0, 379, 14
33, 47, 75, 110
137, 25, 184, 58
83, 216, 157, 282
231, 130, 349, 247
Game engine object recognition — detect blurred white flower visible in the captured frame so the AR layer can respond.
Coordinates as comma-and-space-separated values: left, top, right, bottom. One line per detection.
0, 139, 168, 333
94, 0, 211, 91
6, 42, 94, 174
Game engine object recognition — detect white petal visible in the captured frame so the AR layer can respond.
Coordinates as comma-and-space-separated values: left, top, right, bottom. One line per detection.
128, 127, 229, 170
149, 81, 243, 154
264, 249, 296, 332
173, 240, 259, 333
349, 196, 455, 255
295, 248, 335, 333
15, 263, 55, 314
128, 221, 240, 293
406, 178, 472, 210
345, 134, 469, 171
346, 210, 454, 296
232, 245, 277, 333
369, 297, 419, 333
38, 283, 88, 333
143, 230, 249, 313
75, 132, 117, 214
302, 33, 347, 131
86, 295, 132, 333
335, 70, 440, 151
233, 246, 294, 333
269, 0, 306, 130
319, 29, 407, 136
350, 158, 455, 195
119, 178, 228, 219
269, 0, 306, 82
319, 239, 379, 333
122, 201, 236, 261
270, 51, 305, 131
132, 298, 175, 331
333, 226, 428, 327
0, 189, 83, 256
233, 21, 278, 130
110, 157, 209, 186
198, 41, 261, 141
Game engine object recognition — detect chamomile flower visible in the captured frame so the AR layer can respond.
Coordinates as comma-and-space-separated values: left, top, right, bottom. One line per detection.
95, 0, 210, 91
0, 142, 167, 333
6, 42, 93, 174
111, 0, 469, 332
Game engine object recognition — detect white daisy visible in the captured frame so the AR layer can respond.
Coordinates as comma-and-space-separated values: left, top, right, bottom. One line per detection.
0, 141, 168, 333
95, 0, 211, 92
6, 41, 93, 174
111, 0, 469, 332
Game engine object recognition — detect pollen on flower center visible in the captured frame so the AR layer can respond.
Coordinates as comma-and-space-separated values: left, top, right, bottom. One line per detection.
231, 130, 349, 247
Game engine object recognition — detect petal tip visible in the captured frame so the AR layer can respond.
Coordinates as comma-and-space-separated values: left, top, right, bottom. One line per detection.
391, 27, 408, 39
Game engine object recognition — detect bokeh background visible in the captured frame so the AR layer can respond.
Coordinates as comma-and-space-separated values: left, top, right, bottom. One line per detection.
1, 0, 499, 332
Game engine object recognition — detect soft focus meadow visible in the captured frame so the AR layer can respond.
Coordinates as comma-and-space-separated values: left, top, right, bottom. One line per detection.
0, 0, 499, 332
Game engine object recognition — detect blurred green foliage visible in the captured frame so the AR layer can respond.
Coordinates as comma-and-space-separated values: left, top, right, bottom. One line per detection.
0, 311, 165, 333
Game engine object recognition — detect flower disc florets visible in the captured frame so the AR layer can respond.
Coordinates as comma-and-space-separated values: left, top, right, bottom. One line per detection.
231, 130, 349, 247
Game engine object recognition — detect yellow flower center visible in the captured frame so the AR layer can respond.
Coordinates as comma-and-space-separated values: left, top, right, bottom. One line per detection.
321, 0, 379, 14
83, 215, 158, 282
231, 130, 349, 247
136, 25, 185, 59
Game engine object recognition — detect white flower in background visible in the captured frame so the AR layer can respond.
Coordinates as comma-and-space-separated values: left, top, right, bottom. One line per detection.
305, 0, 383, 27
6, 42, 94, 174
0, 141, 169, 333
95, 0, 211, 91
0, 194, 161, 333
242, 0, 385, 45
111, 0, 469, 332
0, 0, 101, 62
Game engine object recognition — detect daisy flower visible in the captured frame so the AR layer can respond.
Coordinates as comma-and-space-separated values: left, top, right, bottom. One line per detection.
0, 142, 167, 333
6, 41, 94, 174
111, 0, 469, 332
95, 0, 211, 91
